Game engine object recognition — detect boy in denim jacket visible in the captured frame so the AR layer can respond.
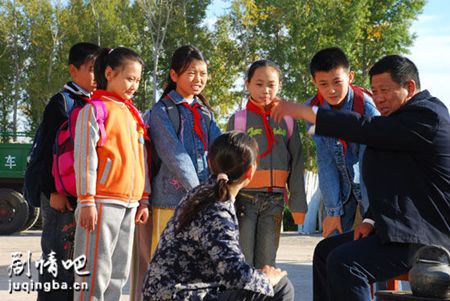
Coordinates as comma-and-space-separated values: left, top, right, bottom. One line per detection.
305, 47, 379, 238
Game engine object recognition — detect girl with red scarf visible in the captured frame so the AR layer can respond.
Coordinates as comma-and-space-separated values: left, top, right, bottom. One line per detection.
73, 47, 150, 301
227, 60, 307, 269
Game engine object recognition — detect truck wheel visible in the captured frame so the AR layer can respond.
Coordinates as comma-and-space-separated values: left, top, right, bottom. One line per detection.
21, 205, 40, 231
0, 188, 29, 235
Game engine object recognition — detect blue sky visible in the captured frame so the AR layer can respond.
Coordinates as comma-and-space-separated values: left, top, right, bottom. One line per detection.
206, 0, 450, 108
409, 0, 450, 108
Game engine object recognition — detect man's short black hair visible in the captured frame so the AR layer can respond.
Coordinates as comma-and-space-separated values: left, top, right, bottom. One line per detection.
309, 47, 350, 77
369, 55, 421, 90
68, 42, 101, 68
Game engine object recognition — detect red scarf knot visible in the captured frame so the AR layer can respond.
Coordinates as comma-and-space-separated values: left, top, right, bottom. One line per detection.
180, 102, 208, 150
246, 98, 275, 158
91, 90, 149, 140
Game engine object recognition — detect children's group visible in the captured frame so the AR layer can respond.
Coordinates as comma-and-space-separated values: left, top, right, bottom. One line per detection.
26, 41, 450, 301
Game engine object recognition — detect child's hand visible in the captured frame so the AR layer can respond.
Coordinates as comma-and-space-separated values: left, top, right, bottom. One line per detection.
135, 205, 149, 224
80, 206, 98, 232
259, 265, 288, 287
322, 215, 343, 238
50, 192, 73, 212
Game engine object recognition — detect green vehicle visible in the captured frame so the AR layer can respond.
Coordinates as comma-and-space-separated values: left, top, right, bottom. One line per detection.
0, 134, 41, 235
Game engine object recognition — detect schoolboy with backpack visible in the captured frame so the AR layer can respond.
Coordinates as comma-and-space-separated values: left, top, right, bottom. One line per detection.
24, 42, 100, 301
304, 47, 379, 238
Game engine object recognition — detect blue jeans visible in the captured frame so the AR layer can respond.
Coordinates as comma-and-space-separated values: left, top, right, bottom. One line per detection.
38, 195, 76, 301
313, 231, 421, 301
235, 192, 284, 269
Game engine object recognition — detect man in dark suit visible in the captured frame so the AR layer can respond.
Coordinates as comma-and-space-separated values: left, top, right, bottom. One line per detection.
271, 55, 450, 301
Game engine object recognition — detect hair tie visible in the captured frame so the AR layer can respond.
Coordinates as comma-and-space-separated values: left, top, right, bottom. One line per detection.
217, 173, 229, 182
108, 48, 114, 54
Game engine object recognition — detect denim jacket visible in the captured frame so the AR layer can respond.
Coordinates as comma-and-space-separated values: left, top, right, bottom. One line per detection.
147, 90, 221, 208
306, 88, 379, 216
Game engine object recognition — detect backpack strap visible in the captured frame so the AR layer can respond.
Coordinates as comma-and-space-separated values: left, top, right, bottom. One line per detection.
90, 100, 108, 146
283, 116, 294, 140
161, 96, 181, 134
309, 92, 324, 107
234, 109, 247, 132
351, 85, 366, 116
60, 91, 75, 114
198, 105, 212, 132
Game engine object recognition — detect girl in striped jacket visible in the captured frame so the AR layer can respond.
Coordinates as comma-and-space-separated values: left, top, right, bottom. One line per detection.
73, 47, 150, 301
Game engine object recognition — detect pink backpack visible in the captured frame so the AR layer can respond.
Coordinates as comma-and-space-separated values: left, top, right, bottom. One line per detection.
52, 98, 108, 197
234, 109, 294, 140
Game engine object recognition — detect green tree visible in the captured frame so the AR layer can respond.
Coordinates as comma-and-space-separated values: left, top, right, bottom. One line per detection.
0, 0, 29, 141
136, 0, 174, 105
222, 0, 425, 169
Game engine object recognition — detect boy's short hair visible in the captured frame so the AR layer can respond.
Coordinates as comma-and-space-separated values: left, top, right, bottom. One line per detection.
68, 42, 101, 68
309, 47, 350, 77
369, 55, 421, 90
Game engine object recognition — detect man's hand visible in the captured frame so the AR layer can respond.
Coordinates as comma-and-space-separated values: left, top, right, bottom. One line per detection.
271, 100, 317, 124
79, 206, 98, 232
322, 215, 343, 238
50, 192, 73, 212
353, 222, 374, 240
259, 265, 288, 287
135, 205, 149, 224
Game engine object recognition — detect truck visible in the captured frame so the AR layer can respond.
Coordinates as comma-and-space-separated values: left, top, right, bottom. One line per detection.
0, 134, 41, 235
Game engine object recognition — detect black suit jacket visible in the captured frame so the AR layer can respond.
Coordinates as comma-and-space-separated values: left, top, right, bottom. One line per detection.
316, 90, 450, 248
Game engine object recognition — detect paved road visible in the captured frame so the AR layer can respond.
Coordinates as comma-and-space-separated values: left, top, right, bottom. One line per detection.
0, 231, 323, 301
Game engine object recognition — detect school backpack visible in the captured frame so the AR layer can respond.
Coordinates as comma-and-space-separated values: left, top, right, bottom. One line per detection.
147, 95, 212, 180
24, 124, 46, 207
51, 95, 108, 197
309, 85, 369, 153
23, 91, 75, 207
233, 109, 295, 140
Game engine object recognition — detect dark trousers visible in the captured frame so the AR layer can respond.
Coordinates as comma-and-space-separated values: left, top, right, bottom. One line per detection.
313, 231, 421, 301
37, 195, 76, 301
218, 276, 294, 301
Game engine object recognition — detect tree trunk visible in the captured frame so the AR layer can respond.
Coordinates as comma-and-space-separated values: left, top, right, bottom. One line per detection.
152, 50, 159, 104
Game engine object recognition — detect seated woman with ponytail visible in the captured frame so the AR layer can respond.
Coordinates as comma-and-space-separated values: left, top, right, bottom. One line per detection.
142, 131, 294, 301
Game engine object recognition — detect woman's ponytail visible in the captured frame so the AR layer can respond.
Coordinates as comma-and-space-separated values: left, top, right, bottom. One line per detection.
216, 173, 230, 203
176, 132, 258, 233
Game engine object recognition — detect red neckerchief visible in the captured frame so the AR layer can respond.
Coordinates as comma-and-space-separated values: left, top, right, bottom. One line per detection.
180, 102, 208, 150
92, 90, 149, 140
246, 98, 275, 158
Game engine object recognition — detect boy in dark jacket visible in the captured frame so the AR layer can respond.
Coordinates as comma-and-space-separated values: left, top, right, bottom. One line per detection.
37, 42, 100, 301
